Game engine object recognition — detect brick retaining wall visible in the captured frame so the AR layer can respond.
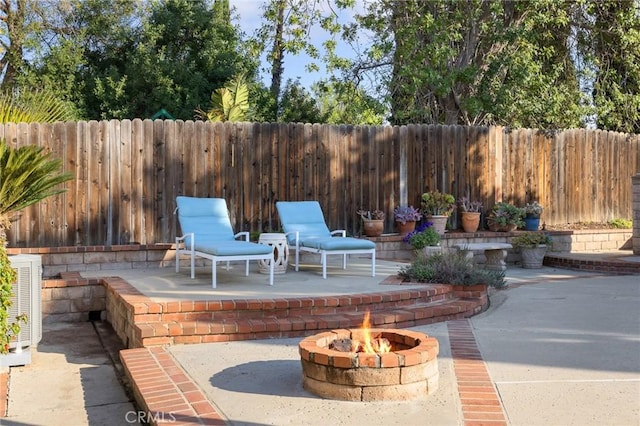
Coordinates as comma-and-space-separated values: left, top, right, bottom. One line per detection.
7, 229, 632, 279
368, 229, 633, 262
10, 229, 633, 326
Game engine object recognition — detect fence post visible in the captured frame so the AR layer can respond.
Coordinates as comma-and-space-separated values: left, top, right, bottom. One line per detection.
633, 174, 640, 255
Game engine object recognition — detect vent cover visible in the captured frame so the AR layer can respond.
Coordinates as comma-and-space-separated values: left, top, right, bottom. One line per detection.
8, 255, 42, 349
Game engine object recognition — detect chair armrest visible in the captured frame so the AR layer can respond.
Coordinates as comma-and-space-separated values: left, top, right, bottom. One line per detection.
284, 231, 300, 247
330, 230, 346, 237
235, 231, 250, 241
176, 233, 194, 249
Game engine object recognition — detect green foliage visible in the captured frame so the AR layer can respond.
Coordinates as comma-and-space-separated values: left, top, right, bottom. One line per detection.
0, 241, 26, 355
196, 74, 250, 122
403, 223, 440, 249
251, 0, 337, 119
582, 1, 640, 133
511, 232, 552, 248
399, 251, 506, 288
608, 218, 632, 229
0, 139, 73, 232
421, 190, 456, 216
21, 0, 252, 120
279, 79, 325, 123
313, 80, 385, 125
488, 202, 525, 228
341, 0, 593, 128
523, 201, 544, 217
0, 89, 77, 124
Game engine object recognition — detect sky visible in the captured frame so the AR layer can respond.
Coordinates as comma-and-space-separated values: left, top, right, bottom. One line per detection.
228, 0, 363, 90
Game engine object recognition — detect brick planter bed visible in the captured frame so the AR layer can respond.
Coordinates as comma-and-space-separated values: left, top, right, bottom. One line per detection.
299, 328, 439, 402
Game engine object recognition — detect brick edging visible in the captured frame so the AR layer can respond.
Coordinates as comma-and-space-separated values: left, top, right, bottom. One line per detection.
544, 254, 640, 275
448, 319, 508, 425
120, 346, 224, 425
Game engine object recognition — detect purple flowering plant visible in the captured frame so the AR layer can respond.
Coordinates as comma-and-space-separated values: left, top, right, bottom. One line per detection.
402, 221, 440, 249
393, 205, 423, 224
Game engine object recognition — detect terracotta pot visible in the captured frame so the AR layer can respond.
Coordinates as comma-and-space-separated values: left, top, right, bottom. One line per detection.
396, 220, 416, 237
461, 212, 481, 233
363, 219, 384, 237
425, 215, 448, 235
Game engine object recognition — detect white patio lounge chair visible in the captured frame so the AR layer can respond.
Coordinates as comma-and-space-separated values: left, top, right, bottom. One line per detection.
275, 201, 376, 279
175, 196, 274, 288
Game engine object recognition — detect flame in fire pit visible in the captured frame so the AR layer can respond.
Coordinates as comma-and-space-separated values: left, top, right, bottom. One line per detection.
358, 311, 391, 354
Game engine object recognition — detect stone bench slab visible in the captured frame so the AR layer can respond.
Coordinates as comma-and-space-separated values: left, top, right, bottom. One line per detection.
454, 243, 513, 271
453, 243, 513, 251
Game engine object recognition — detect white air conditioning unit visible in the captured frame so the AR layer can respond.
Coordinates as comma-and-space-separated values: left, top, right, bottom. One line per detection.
1, 254, 42, 367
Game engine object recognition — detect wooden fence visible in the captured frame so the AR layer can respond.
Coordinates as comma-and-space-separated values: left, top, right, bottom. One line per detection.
2, 120, 638, 248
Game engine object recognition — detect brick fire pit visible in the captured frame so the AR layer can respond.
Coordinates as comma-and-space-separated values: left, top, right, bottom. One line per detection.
298, 328, 439, 401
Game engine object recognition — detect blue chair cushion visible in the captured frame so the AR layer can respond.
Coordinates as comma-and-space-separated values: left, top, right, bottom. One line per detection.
176, 197, 236, 245
195, 240, 273, 256
275, 201, 332, 244
299, 237, 375, 251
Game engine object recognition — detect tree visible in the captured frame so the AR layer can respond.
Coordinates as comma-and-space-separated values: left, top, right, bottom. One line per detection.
76, 0, 248, 119
583, 0, 640, 133
0, 0, 26, 89
380, 0, 585, 127
279, 79, 325, 123
252, 0, 342, 121
313, 79, 385, 125
18, 0, 253, 120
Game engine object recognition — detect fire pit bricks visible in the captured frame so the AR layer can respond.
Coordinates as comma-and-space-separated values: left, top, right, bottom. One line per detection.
299, 328, 439, 401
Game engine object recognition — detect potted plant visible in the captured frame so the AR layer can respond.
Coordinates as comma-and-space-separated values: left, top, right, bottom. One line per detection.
420, 190, 455, 235
512, 232, 552, 268
523, 201, 543, 231
393, 205, 422, 237
458, 196, 483, 233
487, 202, 525, 232
357, 209, 385, 237
402, 222, 441, 257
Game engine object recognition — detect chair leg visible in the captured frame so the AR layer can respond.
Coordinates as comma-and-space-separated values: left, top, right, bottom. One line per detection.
321, 252, 327, 279
269, 256, 274, 286
371, 252, 376, 277
190, 251, 195, 279
212, 260, 217, 289
175, 241, 180, 273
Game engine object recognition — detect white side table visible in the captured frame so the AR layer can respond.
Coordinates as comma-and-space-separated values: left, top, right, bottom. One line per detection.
258, 233, 289, 274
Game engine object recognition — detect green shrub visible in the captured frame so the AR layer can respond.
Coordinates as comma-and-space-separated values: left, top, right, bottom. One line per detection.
399, 251, 507, 288
608, 218, 632, 229
511, 232, 552, 248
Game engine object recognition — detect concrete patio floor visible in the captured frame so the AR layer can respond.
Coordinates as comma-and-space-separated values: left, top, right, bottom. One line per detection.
3, 253, 640, 426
